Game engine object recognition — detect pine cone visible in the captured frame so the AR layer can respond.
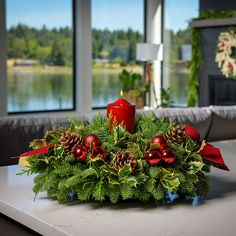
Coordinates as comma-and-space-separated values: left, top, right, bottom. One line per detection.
113, 151, 137, 172
164, 125, 185, 144
60, 131, 83, 153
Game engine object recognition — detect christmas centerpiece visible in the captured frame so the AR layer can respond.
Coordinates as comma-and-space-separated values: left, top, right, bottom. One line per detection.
18, 99, 229, 205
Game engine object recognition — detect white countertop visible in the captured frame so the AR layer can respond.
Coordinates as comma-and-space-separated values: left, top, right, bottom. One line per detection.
1, 140, 236, 236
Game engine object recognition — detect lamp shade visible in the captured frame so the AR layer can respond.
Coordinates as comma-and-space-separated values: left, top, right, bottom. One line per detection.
136, 43, 163, 62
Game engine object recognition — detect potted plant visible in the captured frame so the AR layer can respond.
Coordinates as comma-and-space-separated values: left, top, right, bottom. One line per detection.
119, 69, 145, 108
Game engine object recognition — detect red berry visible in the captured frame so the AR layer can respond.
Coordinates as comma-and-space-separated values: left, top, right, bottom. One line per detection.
145, 150, 161, 166
161, 148, 175, 164
147, 158, 160, 166
151, 135, 167, 150
92, 146, 107, 159
84, 134, 100, 149
72, 145, 87, 161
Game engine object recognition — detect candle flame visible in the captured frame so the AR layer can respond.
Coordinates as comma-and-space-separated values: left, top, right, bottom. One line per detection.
120, 90, 124, 98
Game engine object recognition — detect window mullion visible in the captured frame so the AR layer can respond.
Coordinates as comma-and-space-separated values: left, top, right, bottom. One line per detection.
0, 0, 7, 116
74, 0, 92, 113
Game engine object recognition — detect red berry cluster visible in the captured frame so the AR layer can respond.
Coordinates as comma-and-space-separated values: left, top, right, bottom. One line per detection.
145, 135, 175, 166
72, 134, 107, 161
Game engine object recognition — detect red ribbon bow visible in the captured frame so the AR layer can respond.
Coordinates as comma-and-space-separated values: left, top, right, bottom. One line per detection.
200, 143, 229, 171
185, 125, 229, 171
185, 125, 200, 142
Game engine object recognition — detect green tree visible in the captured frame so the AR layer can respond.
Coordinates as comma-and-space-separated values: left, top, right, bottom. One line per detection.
109, 45, 127, 62
92, 37, 99, 59
35, 46, 51, 64
7, 24, 145, 66
8, 37, 26, 58
49, 38, 71, 66
26, 39, 38, 58
128, 39, 136, 62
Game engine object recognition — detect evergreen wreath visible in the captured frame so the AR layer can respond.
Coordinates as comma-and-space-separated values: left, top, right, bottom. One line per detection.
18, 113, 229, 205
215, 30, 236, 78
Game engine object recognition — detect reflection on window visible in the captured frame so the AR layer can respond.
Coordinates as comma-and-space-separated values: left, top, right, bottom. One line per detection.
6, 0, 73, 112
163, 0, 199, 107
92, 0, 144, 108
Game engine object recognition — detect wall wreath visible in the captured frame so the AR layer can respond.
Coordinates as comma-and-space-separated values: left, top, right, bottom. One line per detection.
215, 31, 236, 78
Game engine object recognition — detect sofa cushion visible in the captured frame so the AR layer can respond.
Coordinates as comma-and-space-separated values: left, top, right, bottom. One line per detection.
151, 107, 212, 140
207, 106, 236, 141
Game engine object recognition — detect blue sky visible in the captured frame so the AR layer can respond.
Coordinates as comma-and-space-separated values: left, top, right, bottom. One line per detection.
165, 0, 199, 32
6, 0, 199, 32
6, 0, 72, 29
92, 0, 144, 32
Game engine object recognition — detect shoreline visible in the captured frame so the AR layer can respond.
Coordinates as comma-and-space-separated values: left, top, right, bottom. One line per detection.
7, 64, 143, 75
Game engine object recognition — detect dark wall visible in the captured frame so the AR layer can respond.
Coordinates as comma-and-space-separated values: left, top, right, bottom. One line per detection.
199, 27, 228, 106
198, 0, 236, 106
200, 0, 236, 12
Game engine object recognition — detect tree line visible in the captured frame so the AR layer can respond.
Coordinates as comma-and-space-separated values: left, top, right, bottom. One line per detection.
7, 24, 190, 67
7, 24, 143, 66
8, 24, 72, 66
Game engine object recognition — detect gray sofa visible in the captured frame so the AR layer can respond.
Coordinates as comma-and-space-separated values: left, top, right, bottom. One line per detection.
1, 105, 236, 166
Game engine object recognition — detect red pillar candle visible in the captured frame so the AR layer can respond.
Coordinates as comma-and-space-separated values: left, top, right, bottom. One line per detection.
107, 98, 135, 133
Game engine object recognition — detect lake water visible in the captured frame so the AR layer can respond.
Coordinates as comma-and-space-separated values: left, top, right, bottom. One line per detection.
7, 68, 123, 112
8, 71, 74, 112
7, 68, 187, 113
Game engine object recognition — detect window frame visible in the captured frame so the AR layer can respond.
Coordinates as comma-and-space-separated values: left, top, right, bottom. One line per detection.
6, 0, 76, 114
91, 0, 147, 110
0, 0, 162, 116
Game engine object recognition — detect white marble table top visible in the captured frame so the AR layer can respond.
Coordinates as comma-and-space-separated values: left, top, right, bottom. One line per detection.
1, 140, 236, 236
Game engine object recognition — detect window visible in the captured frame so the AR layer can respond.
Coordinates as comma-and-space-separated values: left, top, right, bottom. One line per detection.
163, 0, 199, 107
6, 0, 74, 112
92, 0, 145, 108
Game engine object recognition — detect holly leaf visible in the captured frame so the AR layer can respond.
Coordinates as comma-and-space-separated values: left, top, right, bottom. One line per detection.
188, 161, 204, 174
81, 168, 98, 179
65, 175, 80, 188
138, 138, 148, 152
30, 139, 46, 148
136, 159, 144, 170
54, 146, 64, 157
148, 166, 161, 179
160, 174, 180, 192
108, 175, 120, 185
125, 176, 138, 187
119, 164, 132, 178
159, 169, 180, 192
103, 166, 117, 175
185, 172, 198, 183
134, 172, 147, 184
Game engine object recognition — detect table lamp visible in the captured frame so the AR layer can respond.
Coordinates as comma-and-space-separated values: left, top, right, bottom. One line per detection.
136, 43, 163, 107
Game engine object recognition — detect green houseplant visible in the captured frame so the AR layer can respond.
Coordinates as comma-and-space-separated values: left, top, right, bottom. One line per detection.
119, 69, 145, 108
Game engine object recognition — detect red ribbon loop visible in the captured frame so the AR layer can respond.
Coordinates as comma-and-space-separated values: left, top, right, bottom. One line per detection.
17, 145, 49, 158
